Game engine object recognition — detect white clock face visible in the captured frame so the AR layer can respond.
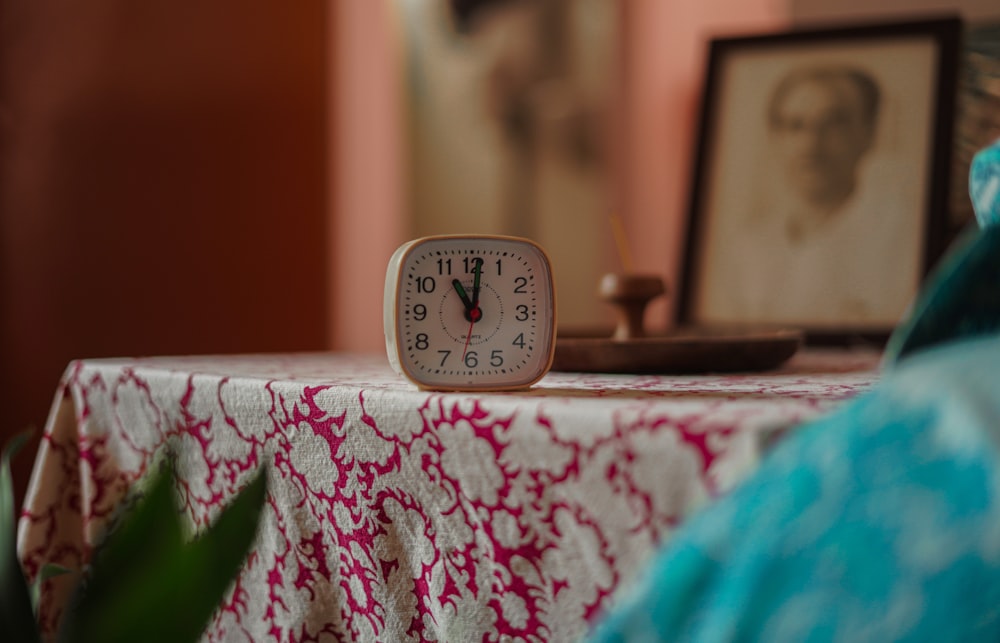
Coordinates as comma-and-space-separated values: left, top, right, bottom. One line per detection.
385, 236, 556, 390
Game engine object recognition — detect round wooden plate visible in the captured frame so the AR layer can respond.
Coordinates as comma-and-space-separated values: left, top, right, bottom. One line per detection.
551, 327, 804, 374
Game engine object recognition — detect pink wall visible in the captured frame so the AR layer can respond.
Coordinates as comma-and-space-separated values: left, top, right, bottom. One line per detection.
331, 0, 787, 350
329, 1, 407, 351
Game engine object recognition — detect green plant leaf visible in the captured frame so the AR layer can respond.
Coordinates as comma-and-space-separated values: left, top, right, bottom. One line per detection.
0, 429, 41, 642
59, 460, 268, 643
31, 564, 73, 616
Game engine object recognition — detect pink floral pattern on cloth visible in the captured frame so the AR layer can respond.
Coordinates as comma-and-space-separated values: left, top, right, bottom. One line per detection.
17, 350, 880, 642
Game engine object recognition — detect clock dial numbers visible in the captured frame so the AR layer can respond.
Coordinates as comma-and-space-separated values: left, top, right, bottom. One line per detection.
417, 259, 513, 352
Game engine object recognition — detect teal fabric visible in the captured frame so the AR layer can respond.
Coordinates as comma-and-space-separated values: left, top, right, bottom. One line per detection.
587, 141, 1000, 642
970, 137, 1000, 229
587, 335, 1000, 642
882, 226, 1000, 363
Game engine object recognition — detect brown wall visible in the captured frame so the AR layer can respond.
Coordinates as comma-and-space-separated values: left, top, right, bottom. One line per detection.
0, 2, 330, 506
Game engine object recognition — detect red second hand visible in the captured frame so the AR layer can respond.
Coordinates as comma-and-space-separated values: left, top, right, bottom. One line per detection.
462, 307, 481, 361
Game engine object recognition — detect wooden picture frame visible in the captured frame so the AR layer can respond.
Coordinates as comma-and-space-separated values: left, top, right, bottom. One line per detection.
677, 16, 962, 344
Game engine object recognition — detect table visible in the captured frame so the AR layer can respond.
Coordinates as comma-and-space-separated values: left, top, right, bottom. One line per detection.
18, 349, 880, 641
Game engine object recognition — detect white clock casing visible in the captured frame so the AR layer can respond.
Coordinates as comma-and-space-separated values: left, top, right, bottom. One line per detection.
383, 235, 557, 391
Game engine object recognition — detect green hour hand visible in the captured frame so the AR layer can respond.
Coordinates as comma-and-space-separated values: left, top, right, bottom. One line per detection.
452, 279, 474, 311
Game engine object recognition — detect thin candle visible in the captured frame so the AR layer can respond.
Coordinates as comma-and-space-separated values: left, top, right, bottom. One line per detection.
610, 214, 635, 273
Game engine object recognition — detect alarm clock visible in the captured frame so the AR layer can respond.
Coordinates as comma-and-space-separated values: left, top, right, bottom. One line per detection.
383, 234, 557, 391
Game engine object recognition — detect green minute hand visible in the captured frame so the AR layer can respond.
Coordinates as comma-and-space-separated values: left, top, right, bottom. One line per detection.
471, 258, 484, 307
451, 279, 474, 311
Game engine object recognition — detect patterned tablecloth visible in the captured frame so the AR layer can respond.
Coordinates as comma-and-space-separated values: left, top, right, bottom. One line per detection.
17, 349, 880, 642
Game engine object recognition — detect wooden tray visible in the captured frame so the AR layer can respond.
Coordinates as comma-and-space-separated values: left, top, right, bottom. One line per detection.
551, 327, 804, 374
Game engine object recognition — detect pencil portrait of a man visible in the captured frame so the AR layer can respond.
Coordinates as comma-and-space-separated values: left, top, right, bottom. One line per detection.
688, 34, 942, 331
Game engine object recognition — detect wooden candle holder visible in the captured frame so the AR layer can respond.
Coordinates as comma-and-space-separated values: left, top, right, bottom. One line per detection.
599, 273, 667, 341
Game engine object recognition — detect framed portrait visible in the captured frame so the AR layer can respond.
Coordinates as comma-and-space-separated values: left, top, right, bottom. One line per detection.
677, 16, 962, 343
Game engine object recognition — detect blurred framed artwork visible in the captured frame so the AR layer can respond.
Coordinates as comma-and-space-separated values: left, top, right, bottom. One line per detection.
677, 16, 961, 343
393, 0, 619, 329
